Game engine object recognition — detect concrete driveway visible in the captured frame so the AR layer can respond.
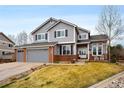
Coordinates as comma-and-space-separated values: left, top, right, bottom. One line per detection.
0, 62, 44, 82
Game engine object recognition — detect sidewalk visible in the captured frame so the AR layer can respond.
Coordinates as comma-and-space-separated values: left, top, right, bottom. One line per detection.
89, 71, 124, 88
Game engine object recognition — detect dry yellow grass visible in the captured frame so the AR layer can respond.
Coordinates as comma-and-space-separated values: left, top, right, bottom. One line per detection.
3, 62, 124, 88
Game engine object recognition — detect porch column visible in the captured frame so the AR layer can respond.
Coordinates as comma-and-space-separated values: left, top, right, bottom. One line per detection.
48, 46, 54, 63
87, 44, 90, 60
15, 49, 17, 62
73, 44, 77, 55
23, 48, 26, 63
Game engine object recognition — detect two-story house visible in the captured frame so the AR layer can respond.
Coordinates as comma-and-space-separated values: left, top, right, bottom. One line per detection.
0, 32, 15, 62
15, 17, 108, 63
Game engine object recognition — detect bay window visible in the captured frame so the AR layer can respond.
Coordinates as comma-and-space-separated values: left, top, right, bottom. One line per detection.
92, 44, 103, 56
98, 46, 102, 55
93, 46, 97, 55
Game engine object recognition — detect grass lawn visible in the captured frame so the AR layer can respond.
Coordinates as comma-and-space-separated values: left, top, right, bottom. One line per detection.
2, 62, 124, 88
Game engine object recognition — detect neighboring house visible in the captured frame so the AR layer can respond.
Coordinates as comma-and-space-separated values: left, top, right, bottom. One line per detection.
15, 17, 108, 63
0, 32, 15, 62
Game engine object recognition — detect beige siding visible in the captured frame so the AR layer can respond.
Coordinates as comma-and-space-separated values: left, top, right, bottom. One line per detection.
78, 29, 89, 40
33, 20, 56, 41
0, 34, 10, 42
48, 22, 75, 43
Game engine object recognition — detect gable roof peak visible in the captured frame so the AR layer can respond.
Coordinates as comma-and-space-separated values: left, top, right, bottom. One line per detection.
31, 17, 58, 35
0, 32, 15, 44
49, 17, 58, 21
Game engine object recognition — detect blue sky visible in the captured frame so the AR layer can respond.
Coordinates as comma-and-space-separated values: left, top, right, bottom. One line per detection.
0, 5, 124, 44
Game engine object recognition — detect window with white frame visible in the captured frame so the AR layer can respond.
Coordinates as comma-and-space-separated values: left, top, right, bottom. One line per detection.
62, 45, 71, 55
55, 29, 68, 38
37, 33, 47, 41
98, 45, 102, 55
92, 44, 103, 56
78, 33, 88, 40
92, 45, 97, 55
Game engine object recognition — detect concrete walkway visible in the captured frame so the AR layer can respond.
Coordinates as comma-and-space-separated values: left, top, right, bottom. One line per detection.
0, 62, 43, 82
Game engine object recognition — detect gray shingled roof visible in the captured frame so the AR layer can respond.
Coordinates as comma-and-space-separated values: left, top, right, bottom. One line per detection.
15, 42, 57, 48
90, 34, 108, 41
31, 17, 90, 34
0, 32, 15, 44
77, 34, 108, 43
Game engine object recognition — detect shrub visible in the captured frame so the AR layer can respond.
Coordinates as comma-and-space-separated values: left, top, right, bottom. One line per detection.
110, 55, 117, 63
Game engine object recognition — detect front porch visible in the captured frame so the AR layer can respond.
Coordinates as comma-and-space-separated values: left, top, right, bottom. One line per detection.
53, 43, 90, 63
77, 43, 89, 60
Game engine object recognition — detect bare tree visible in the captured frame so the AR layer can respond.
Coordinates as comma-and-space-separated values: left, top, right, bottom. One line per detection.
96, 6, 124, 62
28, 34, 33, 44
17, 31, 28, 45
8, 34, 16, 43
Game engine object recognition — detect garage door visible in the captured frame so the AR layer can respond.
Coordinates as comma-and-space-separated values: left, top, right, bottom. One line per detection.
17, 50, 24, 62
27, 49, 48, 63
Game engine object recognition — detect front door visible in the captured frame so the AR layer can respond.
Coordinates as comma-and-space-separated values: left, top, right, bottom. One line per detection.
78, 48, 87, 58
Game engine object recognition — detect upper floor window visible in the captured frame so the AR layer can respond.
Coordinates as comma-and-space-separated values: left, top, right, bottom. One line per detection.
8, 44, 13, 47
35, 33, 47, 41
54, 29, 68, 38
78, 33, 88, 40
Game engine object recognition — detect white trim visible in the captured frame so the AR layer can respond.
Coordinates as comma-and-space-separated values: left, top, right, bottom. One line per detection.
27, 47, 48, 50
15, 45, 56, 49
56, 29, 66, 38
61, 45, 71, 55
73, 27, 76, 43
48, 32, 50, 42
91, 39, 108, 42
0, 49, 14, 52
37, 33, 47, 42
73, 44, 76, 55
58, 42, 75, 44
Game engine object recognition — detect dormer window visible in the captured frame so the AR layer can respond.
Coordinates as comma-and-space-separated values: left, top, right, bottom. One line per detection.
78, 33, 88, 40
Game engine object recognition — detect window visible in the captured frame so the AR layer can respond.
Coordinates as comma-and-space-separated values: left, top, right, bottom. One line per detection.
37, 33, 47, 41
78, 33, 87, 40
55, 29, 68, 38
92, 44, 103, 56
93, 46, 97, 55
79, 50, 86, 55
35, 35, 37, 40
2, 52, 5, 55
8, 44, 13, 47
98, 46, 102, 55
60, 45, 72, 55
38, 34, 41, 40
